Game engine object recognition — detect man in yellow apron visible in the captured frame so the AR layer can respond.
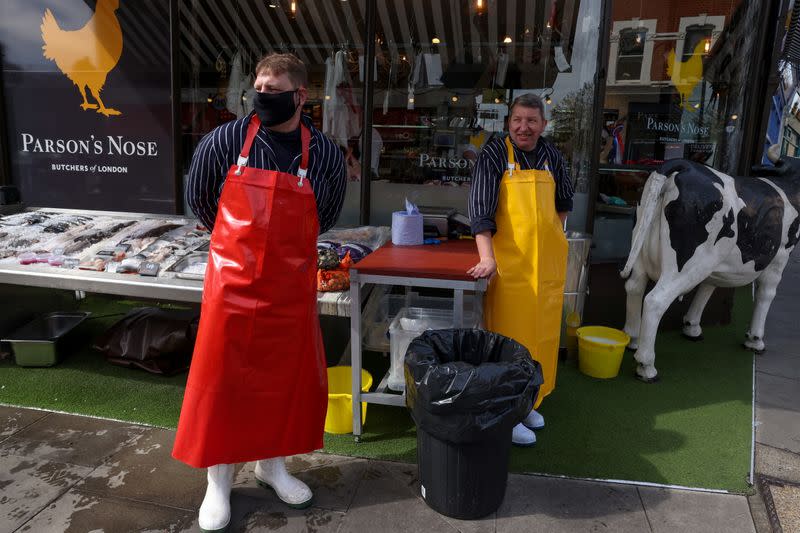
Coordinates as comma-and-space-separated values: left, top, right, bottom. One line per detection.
468, 93, 573, 446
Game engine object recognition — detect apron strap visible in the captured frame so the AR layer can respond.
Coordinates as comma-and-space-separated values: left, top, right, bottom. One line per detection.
504, 136, 518, 176
297, 124, 311, 187
235, 115, 262, 176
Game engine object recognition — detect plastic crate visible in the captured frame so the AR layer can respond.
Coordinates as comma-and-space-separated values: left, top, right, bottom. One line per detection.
362, 290, 477, 352
387, 306, 477, 392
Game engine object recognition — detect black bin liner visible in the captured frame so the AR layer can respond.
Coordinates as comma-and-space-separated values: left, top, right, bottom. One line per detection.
93, 307, 199, 376
405, 329, 543, 520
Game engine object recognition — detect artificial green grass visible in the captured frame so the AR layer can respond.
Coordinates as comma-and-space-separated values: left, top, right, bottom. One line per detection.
0, 296, 190, 428
0, 291, 754, 492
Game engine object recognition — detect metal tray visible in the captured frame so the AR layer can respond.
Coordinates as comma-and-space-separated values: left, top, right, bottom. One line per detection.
2, 311, 91, 367
170, 252, 208, 280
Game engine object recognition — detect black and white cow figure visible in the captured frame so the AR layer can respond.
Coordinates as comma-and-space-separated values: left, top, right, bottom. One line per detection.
621, 149, 800, 381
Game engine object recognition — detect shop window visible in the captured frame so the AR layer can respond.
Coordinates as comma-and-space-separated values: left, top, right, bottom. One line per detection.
369, 0, 602, 230
595, 3, 756, 262
178, 0, 366, 225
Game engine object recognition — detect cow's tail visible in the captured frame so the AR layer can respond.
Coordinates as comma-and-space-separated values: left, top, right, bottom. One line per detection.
620, 171, 668, 279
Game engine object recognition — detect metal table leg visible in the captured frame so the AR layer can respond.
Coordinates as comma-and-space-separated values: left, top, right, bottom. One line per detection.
350, 273, 363, 441
453, 289, 464, 328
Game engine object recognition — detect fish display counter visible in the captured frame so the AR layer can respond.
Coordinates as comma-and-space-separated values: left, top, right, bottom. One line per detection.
0, 207, 381, 317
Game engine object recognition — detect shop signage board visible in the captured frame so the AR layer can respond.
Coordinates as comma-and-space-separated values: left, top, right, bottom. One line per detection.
624, 102, 716, 165
0, 0, 174, 213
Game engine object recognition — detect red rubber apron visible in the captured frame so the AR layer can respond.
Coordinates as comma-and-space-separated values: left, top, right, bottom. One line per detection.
173, 115, 327, 468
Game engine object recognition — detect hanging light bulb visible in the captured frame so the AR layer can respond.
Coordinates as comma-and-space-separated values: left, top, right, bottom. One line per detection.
545, 95, 552, 104
431, 37, 441, 44
494, 97, 501, 104
477, 0, 483, 8
731, 114, 739, 120
503, 36, 512, 44
451, 95, 459, 102
408, 97, 415, 104
546, 21, 551, 29
291, 1, 296, 14
704, 39, 711, 53
635, 33, 642, 45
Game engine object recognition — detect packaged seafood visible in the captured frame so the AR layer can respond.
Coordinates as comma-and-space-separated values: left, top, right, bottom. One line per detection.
78, 257, 107, 271
117, 257, 142, 274
171, 252, 208, 280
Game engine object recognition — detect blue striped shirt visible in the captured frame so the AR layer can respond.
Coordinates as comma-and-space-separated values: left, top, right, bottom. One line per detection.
186, 114, 346, 233
469, 134, 574, 235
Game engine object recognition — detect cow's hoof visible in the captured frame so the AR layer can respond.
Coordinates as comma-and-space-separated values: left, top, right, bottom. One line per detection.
743, 342, 766, 354
626, 339, 639, 351
682, 323, 703, 339
744, 334, 765, 353
635, 365, 659, 383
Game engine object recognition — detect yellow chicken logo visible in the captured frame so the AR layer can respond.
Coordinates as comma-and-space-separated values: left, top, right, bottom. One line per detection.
41, 0, 124, 117
666, 40, 706, 112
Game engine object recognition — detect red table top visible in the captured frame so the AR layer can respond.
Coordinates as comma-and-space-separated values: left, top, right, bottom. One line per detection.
353, 239, 481, 281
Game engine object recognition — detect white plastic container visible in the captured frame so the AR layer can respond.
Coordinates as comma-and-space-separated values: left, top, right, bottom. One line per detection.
362, 291, 477, 353
387, 306, 477, 392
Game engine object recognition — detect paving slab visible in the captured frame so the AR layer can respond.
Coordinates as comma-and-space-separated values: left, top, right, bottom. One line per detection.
285, 452, 362, 474
0, 406, 48, 442
495, 475, 649, 533
755, 372, 800, 454
235, 457, 368, 513
376, 460, 497, 533
638, 486, 755, 533
179, 486, 345, 533
755, 443, 800, 483
0, 412, 146, 468
755, 350, 800, 381
747, 490, 773, 533
767, 481, 800, 532
76, 426, 208, 511
338, 462, 459, 533
15, 488, 194, 533
0, 452, 93, 533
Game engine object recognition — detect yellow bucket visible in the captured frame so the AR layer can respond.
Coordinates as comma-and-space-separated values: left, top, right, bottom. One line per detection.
325, 366, 373, 434
576, 326, 631, 379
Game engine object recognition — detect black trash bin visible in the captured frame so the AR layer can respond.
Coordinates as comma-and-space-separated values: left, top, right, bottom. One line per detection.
405, 329, 543, 520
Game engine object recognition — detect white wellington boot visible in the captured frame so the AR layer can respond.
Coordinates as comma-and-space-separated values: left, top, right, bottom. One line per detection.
254, 456, 313, 509
511, 422, 537, 447
198, 463, 235, 533
522, 409, 545, 431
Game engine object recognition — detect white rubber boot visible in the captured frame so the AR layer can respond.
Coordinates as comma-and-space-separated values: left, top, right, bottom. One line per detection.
198, 463, 234, 533
522, 409, 545, 430
254, 457, 313, 509
511, 422, 537, 447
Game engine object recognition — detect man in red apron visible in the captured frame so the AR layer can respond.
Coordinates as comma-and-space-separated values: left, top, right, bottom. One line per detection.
468, 93, 573, 448
174, 54, 346, 532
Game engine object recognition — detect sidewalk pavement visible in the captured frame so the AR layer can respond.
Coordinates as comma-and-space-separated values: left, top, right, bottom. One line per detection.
2, 251, 799, 532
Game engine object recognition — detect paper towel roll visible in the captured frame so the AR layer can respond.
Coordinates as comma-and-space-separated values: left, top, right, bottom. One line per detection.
391, 211, 424, 246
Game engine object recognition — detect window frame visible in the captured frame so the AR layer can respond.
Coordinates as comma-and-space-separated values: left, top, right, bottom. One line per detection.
608, 19, 657, 86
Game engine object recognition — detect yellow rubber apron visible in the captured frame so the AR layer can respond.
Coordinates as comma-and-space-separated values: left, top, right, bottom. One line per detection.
485, 137, 568, 408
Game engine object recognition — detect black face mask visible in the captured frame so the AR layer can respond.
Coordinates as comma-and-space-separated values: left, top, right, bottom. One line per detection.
253, 90, 299, 126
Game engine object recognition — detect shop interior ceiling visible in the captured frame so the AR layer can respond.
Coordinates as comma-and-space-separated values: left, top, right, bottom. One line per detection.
177, 0, 577, 89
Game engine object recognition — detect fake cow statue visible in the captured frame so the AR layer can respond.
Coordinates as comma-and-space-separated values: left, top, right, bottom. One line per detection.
621, 148, 800, 381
